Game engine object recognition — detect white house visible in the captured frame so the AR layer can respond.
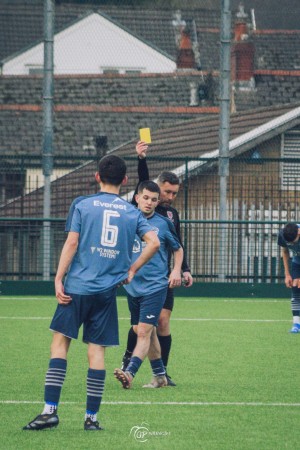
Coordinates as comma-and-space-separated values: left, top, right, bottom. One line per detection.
1, 12, 176, 75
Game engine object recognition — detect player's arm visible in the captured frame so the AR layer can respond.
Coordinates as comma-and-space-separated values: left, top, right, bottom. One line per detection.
124, 230, 160, 284
165, 219, 185, 287
136, 141, 150, 182
281, 247, 293, 288
168, 246, 184, 288
182, 270, 193, 287
55, 231, 79, 303
131, 141, 150, 205
173, 210, 193, 287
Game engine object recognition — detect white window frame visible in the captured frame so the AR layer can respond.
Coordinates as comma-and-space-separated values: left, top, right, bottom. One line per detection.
99, 66, 144, 74
25, 64, 44, 75
280, 126, 300, 190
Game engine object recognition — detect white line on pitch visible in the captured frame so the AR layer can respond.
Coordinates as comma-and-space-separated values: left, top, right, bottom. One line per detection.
169, 318, 289, 322
0, 297, 287, 303
1, 400, 300, 407
0, 297, 55, 301
183, 299, 287, 303
0, 316, 290, 322
0, 317, 53, 320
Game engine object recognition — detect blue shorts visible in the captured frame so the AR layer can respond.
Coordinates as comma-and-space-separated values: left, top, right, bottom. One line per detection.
50, 287, 119, 346
127, 287, 168, 326
292, 262, 300, 279
291, 263, 300, 296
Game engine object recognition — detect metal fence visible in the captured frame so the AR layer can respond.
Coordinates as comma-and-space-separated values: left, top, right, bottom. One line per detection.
0, 155, 298, 282
0, 217, 285, 282
2, 154, 300, 219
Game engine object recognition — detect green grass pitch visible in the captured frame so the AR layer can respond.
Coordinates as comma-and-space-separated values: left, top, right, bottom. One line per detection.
0, 295, 300, 449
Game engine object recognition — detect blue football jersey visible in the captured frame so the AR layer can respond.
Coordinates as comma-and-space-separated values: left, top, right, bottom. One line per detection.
63, 192, 153, 294
278, 224, 300, 264
124, 212, 181, 297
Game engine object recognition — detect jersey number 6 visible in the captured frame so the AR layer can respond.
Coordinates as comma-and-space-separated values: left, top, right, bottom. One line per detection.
101, 210, 120, 247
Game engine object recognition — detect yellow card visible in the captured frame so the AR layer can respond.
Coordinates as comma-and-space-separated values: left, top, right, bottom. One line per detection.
139, 128, 151, 144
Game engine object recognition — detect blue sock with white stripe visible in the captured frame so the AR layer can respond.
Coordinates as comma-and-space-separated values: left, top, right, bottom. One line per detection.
126, 356, 143, 377
43, 358, 67, 412
86, 368, 106, 420
150, 358, 166, 377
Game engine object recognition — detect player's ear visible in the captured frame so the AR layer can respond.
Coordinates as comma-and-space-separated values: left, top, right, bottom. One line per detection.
95, 172, 101, 183
135, 193, 139, 203
121, 175, 128, 186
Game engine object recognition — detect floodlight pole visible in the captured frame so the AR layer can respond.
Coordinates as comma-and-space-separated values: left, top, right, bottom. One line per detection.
42, 0, 54, 280
218, 0, 231, 281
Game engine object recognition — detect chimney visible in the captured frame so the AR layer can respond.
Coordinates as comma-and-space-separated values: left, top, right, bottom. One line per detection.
176, 29, 196, 70
231, 3, 255, 85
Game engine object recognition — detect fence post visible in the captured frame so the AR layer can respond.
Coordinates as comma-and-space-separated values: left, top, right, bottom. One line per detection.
20, 155, 25, 218
42, 0, 54, 280
218, 0, 231, 281
184, 157, 189, 252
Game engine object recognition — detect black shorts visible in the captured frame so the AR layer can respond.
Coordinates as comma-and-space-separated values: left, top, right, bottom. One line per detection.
163, 287, 174, 311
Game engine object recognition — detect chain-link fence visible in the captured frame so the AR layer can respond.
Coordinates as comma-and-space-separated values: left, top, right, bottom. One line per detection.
0, 217, 285, 282
2, 154, 300, 220
1, 154, 299, 282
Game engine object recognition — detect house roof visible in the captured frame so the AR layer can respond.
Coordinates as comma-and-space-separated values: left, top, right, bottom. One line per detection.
0, 72, 217, 157
253, 31, 300, 71
1, 102, 299, 218
1, 2, 300, 71
55, 102, 300, 199
115, 103, 300, 161
231, 0, 300, 30
0, 3, 219, 63
1, 70, 300, 157
104, 102, 300, 200
1, 70, 300, 158
1, 11, 176, 75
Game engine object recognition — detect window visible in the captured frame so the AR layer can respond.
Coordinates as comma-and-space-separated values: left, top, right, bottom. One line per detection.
0, 171, 25, 205
26, 65, 43, 75
100, 66, 144, 75
102, 69, 119, 74
281, 126, 300, 190
125, 70, 142, 75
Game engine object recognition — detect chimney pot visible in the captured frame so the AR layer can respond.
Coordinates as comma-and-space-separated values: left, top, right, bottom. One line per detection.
176, 30, 195, 69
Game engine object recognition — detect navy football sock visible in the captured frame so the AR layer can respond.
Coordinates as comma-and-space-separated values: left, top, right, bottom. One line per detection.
157, 334, 172, 369
150, 358, 166, 376
86, 368, 106, 414
44, 358, 67, 406
126, 327, 137, 354
126, 356, 143, 377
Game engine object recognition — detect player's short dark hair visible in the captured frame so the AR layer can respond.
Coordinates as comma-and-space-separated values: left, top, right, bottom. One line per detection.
283, 222, 299, 242
157, 171, 180, 186
138, 180, 160, 195
98, 155, 126, 186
